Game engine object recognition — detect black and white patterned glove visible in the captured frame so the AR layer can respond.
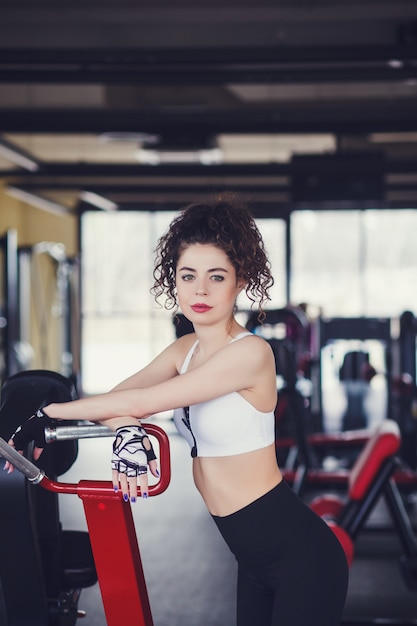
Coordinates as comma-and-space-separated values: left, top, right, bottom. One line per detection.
10, 408, 57, 451
111, 425, 157, 477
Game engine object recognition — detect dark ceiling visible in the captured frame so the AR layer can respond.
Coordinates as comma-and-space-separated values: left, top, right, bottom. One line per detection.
0, 0, 417, 217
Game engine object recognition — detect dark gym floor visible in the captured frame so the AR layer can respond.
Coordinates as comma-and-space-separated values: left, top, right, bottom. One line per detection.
59, 416, 417, 626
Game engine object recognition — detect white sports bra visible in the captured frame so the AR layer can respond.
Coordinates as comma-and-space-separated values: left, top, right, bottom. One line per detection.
172, 332, 275, 457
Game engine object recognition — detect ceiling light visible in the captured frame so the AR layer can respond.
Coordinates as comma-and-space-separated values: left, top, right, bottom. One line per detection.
0, 138, 40, 172
6, 186, 68, 215
199, 148, 224, 165
136, 131, 223, 165
97, 132, 160, 145
136, 147, 223, 165
387, 59, 404, 69
79, 190, 118, 211
369, 132, 417, 143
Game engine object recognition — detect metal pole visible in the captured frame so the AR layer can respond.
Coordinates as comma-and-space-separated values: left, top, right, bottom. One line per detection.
0, 437, 44, 483
45, 423, 113, 442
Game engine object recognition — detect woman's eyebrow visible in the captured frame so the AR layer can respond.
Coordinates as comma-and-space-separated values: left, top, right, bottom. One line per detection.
178, 265, 196, 272
177, 266, 229, 273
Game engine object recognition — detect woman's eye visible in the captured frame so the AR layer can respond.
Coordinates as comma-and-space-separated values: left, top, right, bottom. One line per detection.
211, 275, 224, 282
182, 274, 194, 281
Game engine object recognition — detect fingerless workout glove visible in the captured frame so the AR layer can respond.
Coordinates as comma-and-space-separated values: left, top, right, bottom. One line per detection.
111, 424, 157, 477
10, 408, 57, 450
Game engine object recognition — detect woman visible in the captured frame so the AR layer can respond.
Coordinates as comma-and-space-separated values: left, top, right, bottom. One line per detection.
6, 194, 348, 626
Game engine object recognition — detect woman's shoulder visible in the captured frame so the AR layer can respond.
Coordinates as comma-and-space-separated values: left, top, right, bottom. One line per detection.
229, 331, 275, 365
234, 331, 272, 350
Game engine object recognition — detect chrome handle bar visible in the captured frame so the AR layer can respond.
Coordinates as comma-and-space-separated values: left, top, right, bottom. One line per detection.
0, 437, 44, 483
45, 423, 114, 442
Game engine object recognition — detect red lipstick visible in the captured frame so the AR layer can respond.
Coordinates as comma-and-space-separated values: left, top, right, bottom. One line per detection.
191, 303, 212, 313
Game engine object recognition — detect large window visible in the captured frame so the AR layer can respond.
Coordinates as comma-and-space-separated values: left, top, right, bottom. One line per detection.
237, 218, 287, 313
291, 209, 417, 318
81, 211, 287, 394
362, 210, 417, 316
291, 209, 417, 430
81, 211, 176, 394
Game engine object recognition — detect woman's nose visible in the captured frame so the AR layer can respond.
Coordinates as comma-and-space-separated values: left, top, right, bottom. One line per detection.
195, 280, 208, 295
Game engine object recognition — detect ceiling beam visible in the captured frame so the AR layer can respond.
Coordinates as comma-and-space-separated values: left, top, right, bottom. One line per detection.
1, 159, 417, 181
0, 163, 290, 179
0, 45, 416, 84
0, 136, 40, 171
5, 185, 71, 215
1, 102, 417, 135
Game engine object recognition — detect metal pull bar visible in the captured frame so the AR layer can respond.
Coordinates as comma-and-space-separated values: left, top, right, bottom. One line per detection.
45, 423, 113, 442
0, 423, 170, 497
0, 437, 44, 483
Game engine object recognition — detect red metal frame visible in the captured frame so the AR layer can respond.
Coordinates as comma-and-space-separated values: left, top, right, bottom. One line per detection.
41, 424, 171, 626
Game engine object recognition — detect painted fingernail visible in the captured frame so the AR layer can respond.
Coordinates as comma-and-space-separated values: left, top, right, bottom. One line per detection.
142, 492, 148, 500
123, 493, 129, 502
156, 470, 160, 477
131, 496, 136, 503
113, 485, 118, 492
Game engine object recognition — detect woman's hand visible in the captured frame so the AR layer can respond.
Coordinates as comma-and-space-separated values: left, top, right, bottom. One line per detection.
111, 424, 159, 502
4, 408, 57, 472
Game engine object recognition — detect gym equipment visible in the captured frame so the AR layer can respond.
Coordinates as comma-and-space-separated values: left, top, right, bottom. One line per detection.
0, 230, 20, 381
18, 241, 81, 380
246, 306, 367, 496
315, 316, 392, 433
0, 422, 170, 626
0, 231, 81, 387
338, 349, 377, 430
0, 369, 93, 625
302, 312, 417, 495
399, 311, 416, 384
310, 420, 417, 591
172, 312, 194, 338
393, 311, 417, 471
0, 369, 170, 626
310, 419, 417, 626
248, 309, 417, 499
246, 306, 314, 475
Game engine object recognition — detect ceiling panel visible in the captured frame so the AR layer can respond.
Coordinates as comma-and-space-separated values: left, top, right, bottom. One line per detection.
0, 1, 416, 214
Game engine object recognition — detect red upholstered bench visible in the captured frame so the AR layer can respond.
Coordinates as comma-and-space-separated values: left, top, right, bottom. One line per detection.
279, 422, 417, 494
309, 420, 401, 568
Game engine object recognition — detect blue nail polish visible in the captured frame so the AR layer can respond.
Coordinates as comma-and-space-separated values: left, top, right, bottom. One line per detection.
156, 470, 160, 477
142, 492, 148, 500
113, 485, 118, 492
123, 493, 129, 502
131, 496, 136, 503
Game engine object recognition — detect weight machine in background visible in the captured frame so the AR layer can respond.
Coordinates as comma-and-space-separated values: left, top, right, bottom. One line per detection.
393, 311, 417, 471
0, 229, 81, 389
0, 229, 20, 382
312, 316, 393, 435
18, 241, 81, 381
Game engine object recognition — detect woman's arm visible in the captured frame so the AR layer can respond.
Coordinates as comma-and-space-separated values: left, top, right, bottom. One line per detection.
61, 334, 195, 430
44, 335, 276, 423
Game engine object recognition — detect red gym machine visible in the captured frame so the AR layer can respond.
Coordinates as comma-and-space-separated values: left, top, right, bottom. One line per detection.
0, 423, 171, 626
311, 419, 417, 626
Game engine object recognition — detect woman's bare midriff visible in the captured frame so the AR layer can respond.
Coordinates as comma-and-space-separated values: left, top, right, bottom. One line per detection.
192, 443, 283, 517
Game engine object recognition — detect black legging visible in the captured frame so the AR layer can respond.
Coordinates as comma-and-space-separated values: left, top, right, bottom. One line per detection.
212, 480, 348, 626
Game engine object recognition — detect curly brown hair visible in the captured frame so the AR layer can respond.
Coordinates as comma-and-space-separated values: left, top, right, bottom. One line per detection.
152, 193, 274, 318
